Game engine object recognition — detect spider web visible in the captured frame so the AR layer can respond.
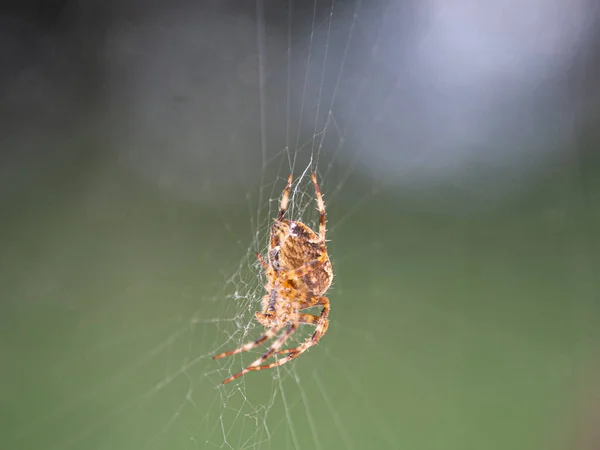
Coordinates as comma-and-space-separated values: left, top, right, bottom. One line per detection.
182, 2, 382, 447
6, 1, 600, 450
129, 2, 380, 447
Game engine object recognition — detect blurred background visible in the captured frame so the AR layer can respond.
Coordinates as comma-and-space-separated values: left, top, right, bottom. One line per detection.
1, 0, 599, 449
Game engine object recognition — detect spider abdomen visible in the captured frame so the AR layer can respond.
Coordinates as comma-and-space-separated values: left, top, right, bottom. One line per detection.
301, 264, 333, 296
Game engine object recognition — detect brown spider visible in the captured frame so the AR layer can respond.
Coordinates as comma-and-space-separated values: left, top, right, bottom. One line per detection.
213, 173, 332, 384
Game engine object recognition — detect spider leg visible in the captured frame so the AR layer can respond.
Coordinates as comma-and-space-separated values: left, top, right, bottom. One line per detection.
221, 322, 298, 384
213, 326, 279, 360
245, 340, 306, 373
275, 325, 329, 358
277, 297, 330, 355
277, 173, 293, 221
311, 173, 326, 241
269, 311, 330, 363
275, 314, 318, 354
256, 252, 268, 269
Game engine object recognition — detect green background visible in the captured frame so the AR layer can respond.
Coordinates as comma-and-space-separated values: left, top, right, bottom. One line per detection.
2, 149, 599, 450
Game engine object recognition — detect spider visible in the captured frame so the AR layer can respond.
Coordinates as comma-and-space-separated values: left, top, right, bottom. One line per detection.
213, 172, 333, 384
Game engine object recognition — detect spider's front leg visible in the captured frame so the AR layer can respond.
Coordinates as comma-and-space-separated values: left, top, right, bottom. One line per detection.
311, 172, 327, 241
277, 173, 293, 220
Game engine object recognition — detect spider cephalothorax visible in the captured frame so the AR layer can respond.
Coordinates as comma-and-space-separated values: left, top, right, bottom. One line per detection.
214, 173, 332, 384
